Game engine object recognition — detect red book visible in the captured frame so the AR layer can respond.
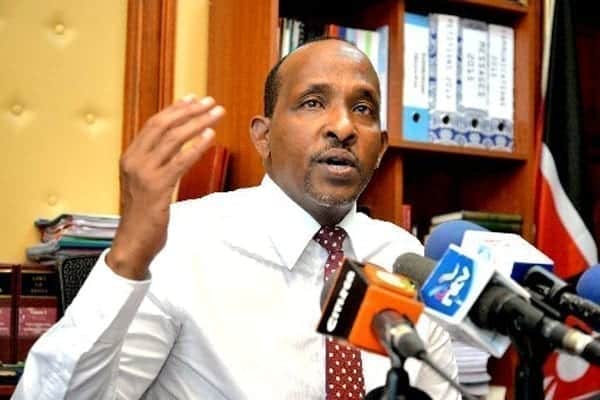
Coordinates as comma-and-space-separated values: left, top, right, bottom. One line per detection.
14, 264, 58, 362
0, 264, 16, 364
401, 204, 412, 232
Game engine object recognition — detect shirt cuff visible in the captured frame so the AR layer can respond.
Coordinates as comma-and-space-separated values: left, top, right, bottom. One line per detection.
65, 248, 152, 344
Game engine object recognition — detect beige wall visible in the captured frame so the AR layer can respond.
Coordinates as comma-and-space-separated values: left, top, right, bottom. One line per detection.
0, 0, 209, 263
175, 0, 209, 100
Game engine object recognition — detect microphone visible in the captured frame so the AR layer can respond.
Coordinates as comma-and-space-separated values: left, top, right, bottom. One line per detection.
317, 258, 424, 357
425, 220, 487, 261
394, 251, 600, 365
523, 266, 600, 331
317, 257, 478, 400
577, 264, 600, 305
426, 220, 554, 282
394, 250, 516, 357
428, 220, 599, 330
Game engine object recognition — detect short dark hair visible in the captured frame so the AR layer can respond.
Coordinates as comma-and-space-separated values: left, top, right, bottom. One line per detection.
263, 36, 357, 118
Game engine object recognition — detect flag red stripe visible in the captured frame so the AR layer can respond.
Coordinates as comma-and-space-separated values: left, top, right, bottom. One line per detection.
537, 173, 589, 277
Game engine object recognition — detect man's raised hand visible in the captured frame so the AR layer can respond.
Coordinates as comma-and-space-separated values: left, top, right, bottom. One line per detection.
107, 95, 225, 279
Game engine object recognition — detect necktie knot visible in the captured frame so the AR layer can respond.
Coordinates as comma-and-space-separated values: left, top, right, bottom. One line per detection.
314, 226, 347, 255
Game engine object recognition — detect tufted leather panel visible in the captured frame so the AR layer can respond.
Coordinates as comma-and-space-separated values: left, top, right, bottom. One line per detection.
0, 1, 127, 262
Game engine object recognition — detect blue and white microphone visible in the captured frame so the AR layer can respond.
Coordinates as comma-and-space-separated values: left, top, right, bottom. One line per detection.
393, 250, 600, 364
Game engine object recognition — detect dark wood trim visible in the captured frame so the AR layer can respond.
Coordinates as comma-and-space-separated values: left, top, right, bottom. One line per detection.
159, 0, 176, 109
122, 0, 177, 152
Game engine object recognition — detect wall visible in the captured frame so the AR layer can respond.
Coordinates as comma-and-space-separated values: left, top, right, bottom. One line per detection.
0, 1, 127, 263
0, 0, 210, 263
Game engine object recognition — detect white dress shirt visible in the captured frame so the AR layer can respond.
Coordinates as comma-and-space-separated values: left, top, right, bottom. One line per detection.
13, 175, 458, 399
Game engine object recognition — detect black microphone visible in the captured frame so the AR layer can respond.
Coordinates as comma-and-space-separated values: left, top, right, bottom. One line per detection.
394, 253, 600, 365
523, 266, 600, 331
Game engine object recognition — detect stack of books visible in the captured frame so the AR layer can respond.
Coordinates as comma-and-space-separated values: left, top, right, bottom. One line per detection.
427, 210, 522, 398
453, 340, 492, 398
26, 213, 119, 262
429, 210, 523, 234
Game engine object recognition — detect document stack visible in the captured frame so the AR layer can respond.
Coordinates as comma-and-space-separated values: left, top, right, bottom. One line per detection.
403, 12, 514, 151
26, 213, 119, 262
453, 340, 492, 397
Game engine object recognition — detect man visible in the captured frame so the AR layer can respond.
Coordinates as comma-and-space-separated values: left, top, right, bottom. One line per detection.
14, 38, 458, 399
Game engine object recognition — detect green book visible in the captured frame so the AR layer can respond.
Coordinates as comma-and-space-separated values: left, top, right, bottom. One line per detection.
430, 210, 522, 225
464, 219, 522, 233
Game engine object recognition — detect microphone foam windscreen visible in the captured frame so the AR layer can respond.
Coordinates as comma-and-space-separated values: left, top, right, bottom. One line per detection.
576, 264, 600, 304
424, 220, 488, 261
393, 253, 436, 286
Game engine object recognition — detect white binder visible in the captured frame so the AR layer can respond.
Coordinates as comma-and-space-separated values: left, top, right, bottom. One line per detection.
488, 24, 514, 151
402, 13, 429, 142
458, 18, 490, 149
429, 14, 461, 145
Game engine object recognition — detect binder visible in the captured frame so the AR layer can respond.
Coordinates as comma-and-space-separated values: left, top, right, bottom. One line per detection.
429, 14, 461, 145
15, 264, 58, 362
488, 24, 514, 151
377, 25, 389, 131
402, 13, 429, 142
0, 264, 15, 363
457, 18, 490, 148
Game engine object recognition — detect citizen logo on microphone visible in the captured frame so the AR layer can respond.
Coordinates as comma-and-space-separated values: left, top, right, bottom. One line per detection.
317, 259, 369, 339
326, 270, 356, 332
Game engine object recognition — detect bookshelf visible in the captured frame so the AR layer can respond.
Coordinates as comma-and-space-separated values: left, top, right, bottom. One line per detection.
0, 385, 14, 399
207, 0, 540, 242
207, 0, 541, 397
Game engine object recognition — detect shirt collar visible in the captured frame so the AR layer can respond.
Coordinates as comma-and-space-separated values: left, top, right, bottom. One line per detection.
259, 174, 377, 270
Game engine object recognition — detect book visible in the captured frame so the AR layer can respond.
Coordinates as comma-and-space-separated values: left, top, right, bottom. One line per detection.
463, 219, 521, 233
488, 23, 514, 151
26, 237, 112, 262
0, 264, 15, 364
430, 219, 521, 234
428, 13, 461, 145
430, 210, 522, 225
41, 225, 116, 242
400, 204, 412, 232
457, 18, 490, 149
34, 213, 119, 230
14, 264, 58, 362
403, 13, 430, 142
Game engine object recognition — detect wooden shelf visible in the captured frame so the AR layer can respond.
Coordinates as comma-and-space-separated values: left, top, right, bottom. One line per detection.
447, 0, 528, 14
391, 140, 529, 161
0, 385, 15, 398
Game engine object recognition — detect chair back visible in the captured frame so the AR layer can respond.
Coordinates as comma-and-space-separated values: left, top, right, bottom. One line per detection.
177, 145, 230, 201
57, 255, 99, 314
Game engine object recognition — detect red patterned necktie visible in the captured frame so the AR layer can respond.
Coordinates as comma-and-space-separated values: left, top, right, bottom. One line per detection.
314, 226, 366, 399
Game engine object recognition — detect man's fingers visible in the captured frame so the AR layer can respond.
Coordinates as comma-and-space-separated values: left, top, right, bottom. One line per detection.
136, 96, 217, 153
165, 128, 217, 179
151, 105, 225, 167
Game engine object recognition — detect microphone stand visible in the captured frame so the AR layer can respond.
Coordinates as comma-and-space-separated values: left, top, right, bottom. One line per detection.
364, 346, 432, 400
506, 319, 553, 400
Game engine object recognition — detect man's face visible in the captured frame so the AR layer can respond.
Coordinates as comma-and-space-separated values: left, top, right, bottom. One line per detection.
254, 40, 388, 222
